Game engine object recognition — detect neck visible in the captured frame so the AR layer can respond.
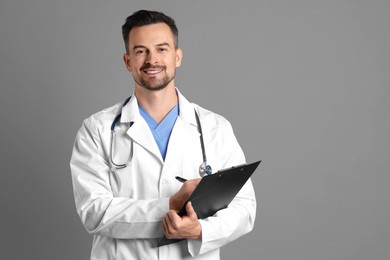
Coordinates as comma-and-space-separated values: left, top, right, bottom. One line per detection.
135, 85, 178, 123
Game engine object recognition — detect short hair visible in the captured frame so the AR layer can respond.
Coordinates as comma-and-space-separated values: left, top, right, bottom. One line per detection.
122, 10, 179, 52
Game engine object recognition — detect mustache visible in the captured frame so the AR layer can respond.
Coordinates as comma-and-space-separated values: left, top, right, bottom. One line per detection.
140, 64, 166, 70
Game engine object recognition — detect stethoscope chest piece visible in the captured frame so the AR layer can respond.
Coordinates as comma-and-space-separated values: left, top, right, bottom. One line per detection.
199, 162, 212, 176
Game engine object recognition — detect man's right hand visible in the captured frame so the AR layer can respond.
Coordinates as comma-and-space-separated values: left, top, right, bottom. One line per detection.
169, 178, 201, 212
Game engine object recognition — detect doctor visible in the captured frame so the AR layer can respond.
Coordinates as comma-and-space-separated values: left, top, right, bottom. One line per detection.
70, 10, 256, 260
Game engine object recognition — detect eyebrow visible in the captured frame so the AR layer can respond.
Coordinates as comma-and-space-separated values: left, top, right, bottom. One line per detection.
132, 42, 171, 50
156, 42, 170, 47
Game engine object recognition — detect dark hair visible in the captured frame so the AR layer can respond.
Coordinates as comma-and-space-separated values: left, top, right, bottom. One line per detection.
122, 10, 179, 52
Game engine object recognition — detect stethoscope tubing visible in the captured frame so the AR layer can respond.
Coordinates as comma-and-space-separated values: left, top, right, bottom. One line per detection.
110, 97, 212, 176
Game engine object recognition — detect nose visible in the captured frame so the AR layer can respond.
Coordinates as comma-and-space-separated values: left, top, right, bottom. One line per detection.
145, 50, 159, 65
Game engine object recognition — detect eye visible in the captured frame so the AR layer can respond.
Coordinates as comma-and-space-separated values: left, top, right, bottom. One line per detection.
135, 49, 146, 55
159, 48, 168, 52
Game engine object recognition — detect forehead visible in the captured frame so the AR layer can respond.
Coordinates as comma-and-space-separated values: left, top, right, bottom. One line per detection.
128, 23, 175, 48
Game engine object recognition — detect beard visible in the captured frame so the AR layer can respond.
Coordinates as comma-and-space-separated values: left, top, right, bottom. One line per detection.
134, 64, 176, 91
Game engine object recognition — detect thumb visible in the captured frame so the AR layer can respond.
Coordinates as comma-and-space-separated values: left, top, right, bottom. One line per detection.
186, 201, 198, 219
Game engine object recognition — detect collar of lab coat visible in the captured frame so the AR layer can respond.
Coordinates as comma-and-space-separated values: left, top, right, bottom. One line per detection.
118, 88, 199, 163
119, 88, 198, 127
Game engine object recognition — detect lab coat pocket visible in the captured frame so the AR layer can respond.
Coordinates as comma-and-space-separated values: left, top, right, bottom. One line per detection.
109, 162, 135, 198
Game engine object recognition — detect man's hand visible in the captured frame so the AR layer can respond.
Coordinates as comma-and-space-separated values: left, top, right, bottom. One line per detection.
163, 201, 202, 240
169, 178, 201, 211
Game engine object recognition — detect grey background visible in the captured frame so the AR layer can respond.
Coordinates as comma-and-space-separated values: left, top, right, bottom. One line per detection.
1, 0, 389, 259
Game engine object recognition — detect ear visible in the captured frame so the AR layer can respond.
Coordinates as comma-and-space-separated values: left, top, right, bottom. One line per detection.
175, 48, 183, 68
123, 53, 132, 72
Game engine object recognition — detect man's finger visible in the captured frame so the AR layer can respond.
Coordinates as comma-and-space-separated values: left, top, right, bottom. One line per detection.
186, 201, 198, 219
168, 210, 182, 229
183, 178, 201, 188
162, 215, 169, 234
189, 178, 201, 186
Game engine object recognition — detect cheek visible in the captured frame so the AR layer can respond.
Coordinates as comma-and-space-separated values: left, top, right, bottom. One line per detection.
129, 59, 143, 73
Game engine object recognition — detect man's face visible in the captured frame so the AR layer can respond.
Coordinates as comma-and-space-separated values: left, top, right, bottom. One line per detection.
124, 23, 182, 92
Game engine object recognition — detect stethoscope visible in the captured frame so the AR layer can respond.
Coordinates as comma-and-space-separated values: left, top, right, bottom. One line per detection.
110, 97, 212, 177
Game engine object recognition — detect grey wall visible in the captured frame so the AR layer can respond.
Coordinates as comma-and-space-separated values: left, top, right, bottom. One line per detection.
1, 1, 389, 259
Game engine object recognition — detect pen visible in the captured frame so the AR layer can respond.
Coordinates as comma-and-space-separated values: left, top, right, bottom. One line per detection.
175, 176, 188, 183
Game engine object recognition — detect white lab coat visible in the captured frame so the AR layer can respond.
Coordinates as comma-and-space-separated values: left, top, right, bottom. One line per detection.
70, 89, 256, 260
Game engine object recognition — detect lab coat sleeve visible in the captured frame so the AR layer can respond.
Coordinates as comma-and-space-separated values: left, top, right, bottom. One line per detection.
187, 120, 256, 256
70, 118, 168, 239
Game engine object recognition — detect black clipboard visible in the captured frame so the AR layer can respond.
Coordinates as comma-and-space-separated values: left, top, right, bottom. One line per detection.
157, 160, 261, 247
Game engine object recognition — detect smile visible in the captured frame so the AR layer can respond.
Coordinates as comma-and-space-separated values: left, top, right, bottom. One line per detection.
143, 69, 163, 75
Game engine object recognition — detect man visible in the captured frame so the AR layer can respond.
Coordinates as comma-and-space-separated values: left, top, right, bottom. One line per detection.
70, 10, 256, 260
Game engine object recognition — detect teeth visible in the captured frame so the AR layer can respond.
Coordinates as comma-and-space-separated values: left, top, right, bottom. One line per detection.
144, 70, 162, 74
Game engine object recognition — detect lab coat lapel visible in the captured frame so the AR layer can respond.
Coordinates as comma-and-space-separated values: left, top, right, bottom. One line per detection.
120, 95, 163, 163
165, 117, 199, 163
164, 90, 200, 163
118, 90, 198, 164
127, 119, 163, 163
